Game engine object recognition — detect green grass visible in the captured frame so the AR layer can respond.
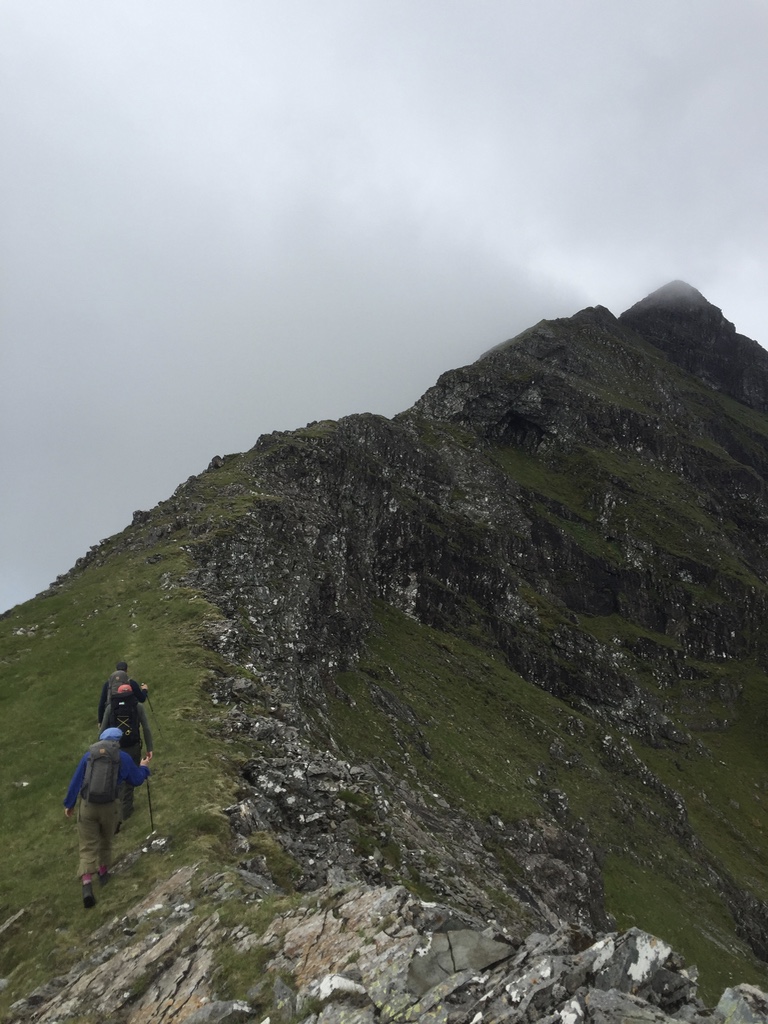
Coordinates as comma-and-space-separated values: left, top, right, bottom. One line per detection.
603, 850, 766, 1004
324, 599, 768, 1004
0, 543, 246, 1012
330, 602, 566, 824
490, 454, 705, 609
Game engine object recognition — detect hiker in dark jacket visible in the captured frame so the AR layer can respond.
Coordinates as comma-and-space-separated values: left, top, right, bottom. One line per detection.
96, 660, 148, 724
63, 728, 151, 908
100, 696, 154, 822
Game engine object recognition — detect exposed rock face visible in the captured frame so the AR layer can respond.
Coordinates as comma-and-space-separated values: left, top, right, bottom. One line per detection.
6, 868, 743, 1024
619, 280, 768, 413
217, 688, 609, 933
179, 289, 768, 723
190, 288, 768, 966
143, 283, 767, 974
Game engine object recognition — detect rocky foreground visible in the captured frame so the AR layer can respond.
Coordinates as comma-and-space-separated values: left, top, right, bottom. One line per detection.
6, 862, 767, 1024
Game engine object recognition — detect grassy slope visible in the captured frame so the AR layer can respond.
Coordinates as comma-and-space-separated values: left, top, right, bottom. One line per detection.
0, 538, 247, 1014
326, 602, 768, 1005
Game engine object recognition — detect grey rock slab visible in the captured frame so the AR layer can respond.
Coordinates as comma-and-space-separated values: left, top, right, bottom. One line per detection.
593, 928, 672, 994
408, 930, 514, 996
585, 987, 678, 1023
183, 1001, 254, 1023
717, 984, 768, 1023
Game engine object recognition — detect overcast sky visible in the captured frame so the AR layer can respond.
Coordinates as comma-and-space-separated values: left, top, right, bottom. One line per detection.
1, 0, 766, 614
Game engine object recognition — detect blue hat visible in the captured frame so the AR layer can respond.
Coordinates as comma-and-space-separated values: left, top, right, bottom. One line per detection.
100, 728, 123, 742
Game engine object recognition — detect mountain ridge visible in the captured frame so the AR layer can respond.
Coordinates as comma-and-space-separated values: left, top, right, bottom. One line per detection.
3, 282, 768, 1022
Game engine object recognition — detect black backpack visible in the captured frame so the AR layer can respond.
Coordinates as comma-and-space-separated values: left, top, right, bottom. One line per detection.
81, 740, 121, 804
111, 678, 140, 748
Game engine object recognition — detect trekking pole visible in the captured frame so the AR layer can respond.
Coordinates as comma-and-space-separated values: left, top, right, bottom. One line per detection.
146, 778, 155, 832
145, 693, 164, 739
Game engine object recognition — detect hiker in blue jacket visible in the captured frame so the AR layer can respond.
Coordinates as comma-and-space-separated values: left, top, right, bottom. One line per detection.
96, 660, 148, 724
63, 728, 151, 908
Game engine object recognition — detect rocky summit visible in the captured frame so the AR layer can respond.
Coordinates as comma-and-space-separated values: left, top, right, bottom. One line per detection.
3, 282, 768, 1022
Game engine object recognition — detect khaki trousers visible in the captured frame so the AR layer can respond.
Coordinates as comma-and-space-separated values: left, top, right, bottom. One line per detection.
76, 799, 120, 877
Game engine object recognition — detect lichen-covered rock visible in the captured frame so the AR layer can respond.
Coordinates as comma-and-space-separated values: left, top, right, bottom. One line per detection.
717, 983, 768, 1023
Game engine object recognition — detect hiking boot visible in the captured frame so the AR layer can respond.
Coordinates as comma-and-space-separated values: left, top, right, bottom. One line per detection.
97, 870, 109, 886
82, 882, 96, 909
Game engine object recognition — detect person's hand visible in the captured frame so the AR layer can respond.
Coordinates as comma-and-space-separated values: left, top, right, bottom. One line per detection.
141, 684, 148, 691
64, 807, 74, 818
145, 751, 153, 761
140, 754, 152, 767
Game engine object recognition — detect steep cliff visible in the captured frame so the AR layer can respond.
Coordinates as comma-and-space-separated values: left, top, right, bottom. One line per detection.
3, 282, 768, 1022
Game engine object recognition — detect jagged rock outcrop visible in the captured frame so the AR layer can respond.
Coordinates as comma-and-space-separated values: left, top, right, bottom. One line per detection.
7, 865, 758, 1024
175, 287, 768, 725
619, 281, 768, 414
216, 682, 609, 933
135, 284, 768, 961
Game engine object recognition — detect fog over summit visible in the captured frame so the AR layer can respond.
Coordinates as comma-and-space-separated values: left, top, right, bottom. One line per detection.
1, 1, 766, 614
642, 280, 710, 306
